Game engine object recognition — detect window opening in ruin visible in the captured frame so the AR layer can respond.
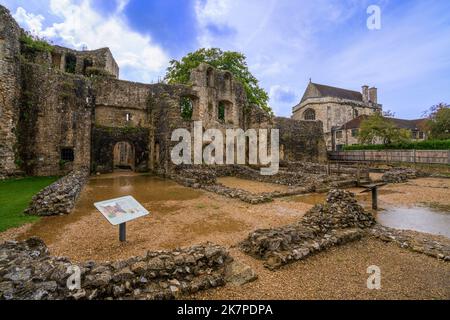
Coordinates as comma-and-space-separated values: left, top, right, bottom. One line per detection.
224, 73, 232, 92
61, 148, 74, 162
83, 58, 93, 75
65, 53, 77, 74
180, 97, 194, 120
126, 113, 132, 122
218, 101, 226, 122
304, 108, 316, 120
51, 53, 62, 70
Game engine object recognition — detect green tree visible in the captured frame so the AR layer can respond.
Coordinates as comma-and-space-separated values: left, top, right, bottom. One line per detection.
422, 103, 450, 140
358, 113, 411, 145
165, 48, 272, 114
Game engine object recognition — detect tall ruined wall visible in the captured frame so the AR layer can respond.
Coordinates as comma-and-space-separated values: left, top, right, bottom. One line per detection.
18, 63, 93, 176
275, 117, 327, 163
0, 6, 21, 178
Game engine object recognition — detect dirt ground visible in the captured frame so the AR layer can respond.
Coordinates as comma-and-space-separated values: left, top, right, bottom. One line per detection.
1, 174, 449, 299
191, 239, 450, 300
217, 177, 290, 193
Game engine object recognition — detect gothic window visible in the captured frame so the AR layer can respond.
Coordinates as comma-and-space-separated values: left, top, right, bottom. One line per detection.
180, 97, 194, 120
304, 108, 316, 120
61, 148, 74, 162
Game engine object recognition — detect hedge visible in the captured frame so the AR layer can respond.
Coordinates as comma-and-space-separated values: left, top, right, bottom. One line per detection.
344, 140, 450, 151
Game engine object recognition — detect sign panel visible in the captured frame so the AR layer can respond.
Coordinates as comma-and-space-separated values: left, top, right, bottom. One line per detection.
94, 196, 149, 226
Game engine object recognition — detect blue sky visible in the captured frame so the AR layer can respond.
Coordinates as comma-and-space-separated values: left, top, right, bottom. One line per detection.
1, 0, 450, 119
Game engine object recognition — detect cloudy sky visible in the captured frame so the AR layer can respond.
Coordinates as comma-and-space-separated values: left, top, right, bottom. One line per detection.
1, 0, 449, 118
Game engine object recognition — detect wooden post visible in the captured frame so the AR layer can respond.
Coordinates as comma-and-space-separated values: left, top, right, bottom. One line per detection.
356, 164, 361, 186
372, 187, 378, 210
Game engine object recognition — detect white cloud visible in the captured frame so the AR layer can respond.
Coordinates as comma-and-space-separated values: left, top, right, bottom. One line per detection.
13, 7, 45, 33
194, 0, 450, 118
13, 0, 169, 83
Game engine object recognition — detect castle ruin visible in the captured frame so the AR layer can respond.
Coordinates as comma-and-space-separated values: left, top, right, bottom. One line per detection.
0, 5, 326, 178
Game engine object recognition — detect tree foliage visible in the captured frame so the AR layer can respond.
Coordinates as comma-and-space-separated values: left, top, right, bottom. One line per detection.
422, 103, 450, 140
165, 48, 272, 114
358, 113, 411, 145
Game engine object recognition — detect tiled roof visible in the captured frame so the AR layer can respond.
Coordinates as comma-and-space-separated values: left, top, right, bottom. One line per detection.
301, 82, 363, 103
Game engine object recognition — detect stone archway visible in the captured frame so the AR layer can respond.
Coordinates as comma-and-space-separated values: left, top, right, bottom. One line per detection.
91, 126, 149, 174
113, 141, 135, 171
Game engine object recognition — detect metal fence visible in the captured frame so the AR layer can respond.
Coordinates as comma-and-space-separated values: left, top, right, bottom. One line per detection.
328, 150, 450, 165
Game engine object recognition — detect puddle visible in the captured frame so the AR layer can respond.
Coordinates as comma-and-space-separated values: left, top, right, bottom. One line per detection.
19, 173, 203, 244
377, 206, 450, 238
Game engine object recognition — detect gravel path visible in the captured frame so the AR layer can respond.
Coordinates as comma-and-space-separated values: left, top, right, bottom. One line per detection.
191, 238, 450, 300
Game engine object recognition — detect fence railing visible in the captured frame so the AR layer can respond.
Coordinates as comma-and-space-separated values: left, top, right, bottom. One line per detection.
328, 150, 450, 165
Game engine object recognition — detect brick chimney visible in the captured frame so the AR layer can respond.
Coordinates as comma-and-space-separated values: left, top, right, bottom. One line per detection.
369, 87, 378, 104
362, 85, 369, 103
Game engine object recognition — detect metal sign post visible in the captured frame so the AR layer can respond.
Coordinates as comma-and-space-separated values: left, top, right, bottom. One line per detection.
119, 223, 126, 242
94, 196, 149, 243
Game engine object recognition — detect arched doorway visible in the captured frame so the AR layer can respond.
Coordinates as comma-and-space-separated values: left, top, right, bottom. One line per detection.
113, 141, 135, 171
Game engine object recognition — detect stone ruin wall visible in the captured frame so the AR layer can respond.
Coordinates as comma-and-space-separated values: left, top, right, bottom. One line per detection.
0, 4, 327, 178
0, 6, 21, 178
17, 63, 93, 176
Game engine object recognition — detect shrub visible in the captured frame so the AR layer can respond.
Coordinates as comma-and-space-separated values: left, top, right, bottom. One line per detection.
85, 67, 111, 77
19, 33, 53, 56
344, 139, 450, 150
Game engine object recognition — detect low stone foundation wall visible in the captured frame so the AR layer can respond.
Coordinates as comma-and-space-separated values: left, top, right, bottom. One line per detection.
382, 168, 427, 183
369, 225, 450, 261
0, 238, 237, 300
24, 168, 89, 216
240, 190, 376, 269
170, 165, 357, 204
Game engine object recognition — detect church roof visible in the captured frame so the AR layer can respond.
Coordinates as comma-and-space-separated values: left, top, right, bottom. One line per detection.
301, 82, 363, 103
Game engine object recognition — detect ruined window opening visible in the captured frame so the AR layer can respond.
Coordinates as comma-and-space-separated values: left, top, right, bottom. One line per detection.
206, 68, 214, 87
65, 53, 77, 74
180, 97, 194, 120
224, 73, 232, 92
83, 58, 93, 75
304, 108, 316, 121
61, 148, 74, 162
336, 130, 343, 139
51, 52, 62, 70
126, 113, 132, 122
218, 101, 226, 122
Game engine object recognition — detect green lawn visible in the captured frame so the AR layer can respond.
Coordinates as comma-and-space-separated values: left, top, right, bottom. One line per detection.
0, 176, 58, 232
